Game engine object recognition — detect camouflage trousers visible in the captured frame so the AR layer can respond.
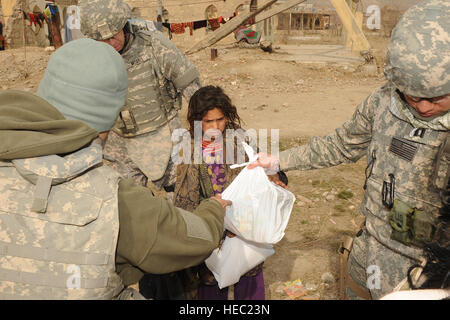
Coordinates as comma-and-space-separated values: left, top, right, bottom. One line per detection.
103, 116, 181, 190
346, 228, 418, 300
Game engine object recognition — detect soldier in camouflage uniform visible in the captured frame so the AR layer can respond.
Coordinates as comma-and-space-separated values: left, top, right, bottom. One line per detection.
250, 0, 449, 299
0, 38, 229, 299
79, 0, 202, 192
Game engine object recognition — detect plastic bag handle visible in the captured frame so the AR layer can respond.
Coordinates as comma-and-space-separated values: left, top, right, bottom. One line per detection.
229, 142, 258, 169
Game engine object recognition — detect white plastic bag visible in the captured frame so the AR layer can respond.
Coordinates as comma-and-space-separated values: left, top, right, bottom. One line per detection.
221, 142, 296, 244
205, 235, 275, 289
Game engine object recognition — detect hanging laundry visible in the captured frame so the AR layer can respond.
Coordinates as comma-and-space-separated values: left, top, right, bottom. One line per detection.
66, 5, 81, 30
217, 16, 227, 24
48, 4, 58, 16
193, 20, 207, 30
28, 13, 37, 27
170, 23, 185, 34
234, 27, 261, 45
0, 22, 5, 51
158, 11, 238, 36
183, 22, 194, 36
39, 12, 49, 25
65, 13, 72, 43
208, 19, 221, 31
45, 4, 63, 49
64, 6, 84, 43
43, 7, 52, 20
35, 14, 43, 28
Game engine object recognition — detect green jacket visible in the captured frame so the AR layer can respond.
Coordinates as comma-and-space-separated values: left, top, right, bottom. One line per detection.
0, 90, 225, 286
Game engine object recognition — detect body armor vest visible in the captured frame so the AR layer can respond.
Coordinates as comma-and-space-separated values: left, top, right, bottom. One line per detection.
0, 143, 123, 299
114, 31, 181, 138
361, 98, 448, 262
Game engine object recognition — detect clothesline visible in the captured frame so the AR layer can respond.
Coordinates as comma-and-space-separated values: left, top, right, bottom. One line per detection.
13, 6, 255, 41
22, 3, 60, 28
161, 12, 254, 36
132, 0, 224, 8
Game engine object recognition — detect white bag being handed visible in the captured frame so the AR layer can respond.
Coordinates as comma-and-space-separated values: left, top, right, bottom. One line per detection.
221, 142, 296, 244
205, 235, 275, 289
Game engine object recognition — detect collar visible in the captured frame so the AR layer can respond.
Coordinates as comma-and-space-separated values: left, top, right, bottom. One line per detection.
389, 87, 450, 131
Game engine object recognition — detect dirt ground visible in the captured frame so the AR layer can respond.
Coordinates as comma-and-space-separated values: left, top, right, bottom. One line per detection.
0, 34, 389, 300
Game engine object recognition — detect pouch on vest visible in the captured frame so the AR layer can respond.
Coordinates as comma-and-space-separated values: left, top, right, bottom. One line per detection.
389, 199, 435, 247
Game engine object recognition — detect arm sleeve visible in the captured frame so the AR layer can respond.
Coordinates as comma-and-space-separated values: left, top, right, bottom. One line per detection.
182, 78, 202, 102
116, 178, 224, 274
279, 90, 377, 171
151, 32, 200, 90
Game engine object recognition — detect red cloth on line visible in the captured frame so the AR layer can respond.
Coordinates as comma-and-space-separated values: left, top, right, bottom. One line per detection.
208, 19, 220, 31
170, 23, 185, 34
29, 13, 37, 26
184, 22, 194, 36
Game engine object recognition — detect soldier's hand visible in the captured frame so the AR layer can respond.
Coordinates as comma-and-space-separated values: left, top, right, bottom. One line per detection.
211, 194, 232, 212
248, 153, 280, 175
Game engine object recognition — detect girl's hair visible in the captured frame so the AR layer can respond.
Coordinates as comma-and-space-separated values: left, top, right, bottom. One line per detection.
187, 85, 242, 134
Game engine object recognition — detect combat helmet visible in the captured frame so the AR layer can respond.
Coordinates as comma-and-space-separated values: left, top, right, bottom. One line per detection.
384, 0, 450, 98
79, 0, 131, 40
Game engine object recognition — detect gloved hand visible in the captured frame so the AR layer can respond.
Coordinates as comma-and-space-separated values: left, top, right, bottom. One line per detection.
247, 152, 280, 176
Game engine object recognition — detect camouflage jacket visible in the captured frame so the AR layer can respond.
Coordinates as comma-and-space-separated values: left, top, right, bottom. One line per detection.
279, 83, 449, 261
0, 90, 226, 296
104, 29, 200, 182
0, 141, 124, 299
116, 29, 199, 137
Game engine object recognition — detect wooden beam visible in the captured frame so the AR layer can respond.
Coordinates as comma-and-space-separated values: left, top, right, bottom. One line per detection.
288, 12, 291, 35
330, 0, 371, 52
254, 0, 307, 24
346, 11, 363, 49
185, 0, 277, 55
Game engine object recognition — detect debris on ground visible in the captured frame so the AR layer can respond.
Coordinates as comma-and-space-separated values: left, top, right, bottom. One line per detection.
282, 278, 321, 300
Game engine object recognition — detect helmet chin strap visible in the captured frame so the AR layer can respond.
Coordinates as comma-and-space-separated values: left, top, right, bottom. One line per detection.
119, 24, 132, 55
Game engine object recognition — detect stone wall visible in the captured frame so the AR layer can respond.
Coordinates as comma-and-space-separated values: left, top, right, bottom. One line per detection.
1, 0, 76, 48
2, 0, 275, 48
123, 0, 254, 45
125, 0, 249, 22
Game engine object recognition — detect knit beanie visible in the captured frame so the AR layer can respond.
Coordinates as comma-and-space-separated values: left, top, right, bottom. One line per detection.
38, 38, 128, 132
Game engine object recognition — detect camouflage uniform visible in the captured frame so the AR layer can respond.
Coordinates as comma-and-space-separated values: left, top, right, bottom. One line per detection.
0, 88, 227, 300
0, 141, 124, 299
79, 0, 201, 189
279, 0, 449, 299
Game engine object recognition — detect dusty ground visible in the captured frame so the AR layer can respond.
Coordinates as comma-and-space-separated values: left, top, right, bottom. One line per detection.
0, 34, 388, 300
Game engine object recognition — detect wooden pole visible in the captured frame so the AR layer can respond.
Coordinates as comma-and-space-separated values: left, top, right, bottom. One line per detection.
330, 0, 370, 52
21, 1, 27, 77
254, 0, 306, 24
288, 12, 291, 35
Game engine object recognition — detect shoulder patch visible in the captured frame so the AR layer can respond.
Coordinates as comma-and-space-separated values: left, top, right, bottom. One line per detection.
178, 208, 213, 242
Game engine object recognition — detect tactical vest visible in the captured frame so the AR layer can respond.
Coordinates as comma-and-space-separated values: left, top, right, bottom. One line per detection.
361, 95, 448, 262
114, 31, 181, 138
0, 142, 123, 299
